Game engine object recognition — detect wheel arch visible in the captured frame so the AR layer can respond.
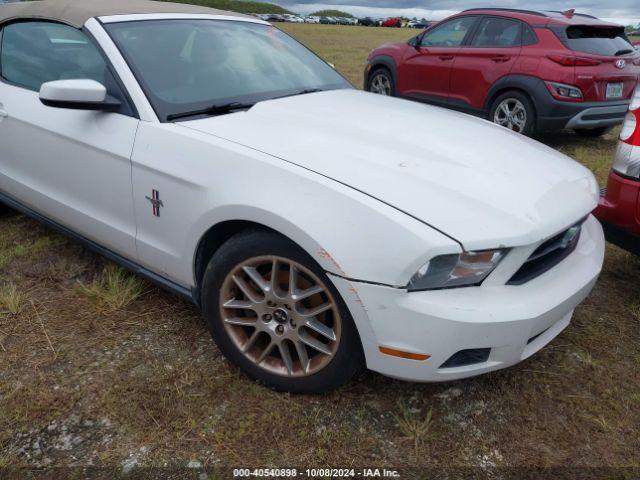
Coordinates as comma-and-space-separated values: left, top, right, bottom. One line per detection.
193, 219, 271, 297
190, 207, 346, 305
365, 55, 398, 90
484, 75, 544, 118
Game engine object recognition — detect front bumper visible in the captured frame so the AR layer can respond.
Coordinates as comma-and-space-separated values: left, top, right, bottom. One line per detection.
331, 215, 604, 382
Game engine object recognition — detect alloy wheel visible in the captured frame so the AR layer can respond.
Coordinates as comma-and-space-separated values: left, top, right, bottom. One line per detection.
493, 98, 527, 133
370, 73, 392, 95
219, 256, 342, 377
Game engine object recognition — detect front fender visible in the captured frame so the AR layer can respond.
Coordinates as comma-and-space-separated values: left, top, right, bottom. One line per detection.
132, 122, 460, 295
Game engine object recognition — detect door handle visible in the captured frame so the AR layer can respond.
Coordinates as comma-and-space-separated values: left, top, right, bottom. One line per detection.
491, 56, 511, 63
439, 55, 454, 61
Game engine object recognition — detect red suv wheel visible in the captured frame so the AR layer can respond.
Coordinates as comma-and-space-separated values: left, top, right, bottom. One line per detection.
489, 91, 536, 136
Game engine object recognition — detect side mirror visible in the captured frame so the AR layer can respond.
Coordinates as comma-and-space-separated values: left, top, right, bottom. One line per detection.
39, 79, 120, 112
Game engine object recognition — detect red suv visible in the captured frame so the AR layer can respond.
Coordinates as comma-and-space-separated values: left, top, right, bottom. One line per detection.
366, 8, 640, 136
382, 18, 402, 28
594, 86, 640, 254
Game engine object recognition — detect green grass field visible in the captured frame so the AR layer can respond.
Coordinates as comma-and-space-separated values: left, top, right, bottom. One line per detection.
1, 24, 639, 476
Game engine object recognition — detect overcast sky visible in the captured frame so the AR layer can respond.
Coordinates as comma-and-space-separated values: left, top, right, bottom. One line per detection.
272, 0, 640, 24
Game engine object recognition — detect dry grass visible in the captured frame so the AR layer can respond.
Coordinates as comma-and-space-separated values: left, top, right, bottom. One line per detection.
75, 265, 145, 312
393, 403, 436, 453
0, 24, 639, 478
0, 282, 25, 316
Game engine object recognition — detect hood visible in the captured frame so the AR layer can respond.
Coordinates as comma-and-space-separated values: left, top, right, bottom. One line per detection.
181, 89, 599, 250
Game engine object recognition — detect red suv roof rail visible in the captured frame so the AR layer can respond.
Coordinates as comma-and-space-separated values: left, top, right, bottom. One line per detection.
462, 8, 548, 17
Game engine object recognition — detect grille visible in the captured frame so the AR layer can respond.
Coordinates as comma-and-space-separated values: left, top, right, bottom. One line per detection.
440, 348, 491, 368
508, 221, 584, 285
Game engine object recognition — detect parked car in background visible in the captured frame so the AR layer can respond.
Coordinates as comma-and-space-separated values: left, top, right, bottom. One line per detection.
0, 0, 605, 393
266, 13, 285, 22
382, 17, 402, 28
304, 15, 320, 24
594, 86, 640, 254
366, 8, 640, 136
359, 17, 377, 27
283, 14, 304, 23
408, 19, 431, 29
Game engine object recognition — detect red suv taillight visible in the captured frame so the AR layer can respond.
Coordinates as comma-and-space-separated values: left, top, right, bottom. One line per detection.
547, 54, 602, 66
612, 86, 640, 179
545, 81, 584, 101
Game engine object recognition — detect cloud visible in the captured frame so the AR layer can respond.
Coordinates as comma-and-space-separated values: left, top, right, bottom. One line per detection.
273, 0, 640, 24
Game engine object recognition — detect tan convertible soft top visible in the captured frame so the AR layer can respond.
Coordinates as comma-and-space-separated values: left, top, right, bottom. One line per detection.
0, 0, 250, 28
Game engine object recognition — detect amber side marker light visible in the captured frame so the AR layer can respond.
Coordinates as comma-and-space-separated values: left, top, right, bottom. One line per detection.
379, 346, 430, 361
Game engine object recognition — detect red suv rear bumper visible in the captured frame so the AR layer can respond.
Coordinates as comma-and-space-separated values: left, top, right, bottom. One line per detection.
535, 88, 631, 131
594, 171, 640, 254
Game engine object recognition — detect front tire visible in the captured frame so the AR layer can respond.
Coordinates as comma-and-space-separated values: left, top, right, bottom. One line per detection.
201, 230, 363, 394
489, 91, 536, 136
367, 67, 395, 96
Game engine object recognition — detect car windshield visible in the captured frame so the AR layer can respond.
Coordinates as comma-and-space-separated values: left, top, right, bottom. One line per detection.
104, 19, 352, 121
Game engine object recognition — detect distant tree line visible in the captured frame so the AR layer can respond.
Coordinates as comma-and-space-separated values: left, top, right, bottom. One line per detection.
310, 10, 354, 18
161, 0, 293, 14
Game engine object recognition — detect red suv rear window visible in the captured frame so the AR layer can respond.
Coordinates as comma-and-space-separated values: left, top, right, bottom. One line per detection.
554, 25, 635, 56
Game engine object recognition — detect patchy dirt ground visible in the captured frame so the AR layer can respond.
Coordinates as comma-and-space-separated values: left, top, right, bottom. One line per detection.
1, 24, 639, 480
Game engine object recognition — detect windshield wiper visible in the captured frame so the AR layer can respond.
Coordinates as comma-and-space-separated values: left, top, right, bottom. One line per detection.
271, 88, 324, 101
167, 102, 255, 121
615, 49, 634, 56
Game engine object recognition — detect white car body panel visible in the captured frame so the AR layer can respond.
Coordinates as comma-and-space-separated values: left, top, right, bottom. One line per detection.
183, 90, 600, 251
0, 13, 606, 383
130, 121, 459, 288
0, 77, 139, 258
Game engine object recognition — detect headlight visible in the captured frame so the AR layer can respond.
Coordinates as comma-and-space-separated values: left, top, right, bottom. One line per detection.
407, 250, 508, 291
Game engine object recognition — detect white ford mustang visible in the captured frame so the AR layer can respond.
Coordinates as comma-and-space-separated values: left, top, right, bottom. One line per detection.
0, 0, 605, 393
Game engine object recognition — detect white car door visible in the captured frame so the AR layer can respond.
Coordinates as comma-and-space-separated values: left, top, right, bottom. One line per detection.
0, 21, 139, 258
